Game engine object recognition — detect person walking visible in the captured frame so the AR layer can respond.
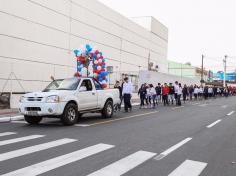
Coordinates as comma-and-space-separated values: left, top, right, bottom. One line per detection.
189, 85, 194, 101
169, 83, 175, 105
174, 81, 179, 105
155, 83, 162, 104
138, 84, 146, 109
114, 81, 122, 110
162, 83, 169, 106
177, 83, 182, 106
150, 84, 157, 108
182, 84, 188, 103
122, 77, 133, 112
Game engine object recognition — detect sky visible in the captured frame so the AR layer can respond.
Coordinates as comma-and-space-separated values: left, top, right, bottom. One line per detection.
99, 0, 236, 72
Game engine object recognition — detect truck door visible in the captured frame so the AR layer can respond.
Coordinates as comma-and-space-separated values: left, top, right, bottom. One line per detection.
77, 79, 98, 110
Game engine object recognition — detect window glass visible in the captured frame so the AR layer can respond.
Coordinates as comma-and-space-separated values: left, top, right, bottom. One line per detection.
93, 79, 102, 90
80, 80, 93, 91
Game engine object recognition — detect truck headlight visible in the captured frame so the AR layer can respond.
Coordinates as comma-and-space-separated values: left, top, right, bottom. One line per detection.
19, 96, 25, 103
46, 95, 60, 103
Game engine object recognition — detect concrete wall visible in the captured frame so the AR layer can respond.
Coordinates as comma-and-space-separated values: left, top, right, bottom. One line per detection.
138, 70, 200, 88
0, 0, 168, 96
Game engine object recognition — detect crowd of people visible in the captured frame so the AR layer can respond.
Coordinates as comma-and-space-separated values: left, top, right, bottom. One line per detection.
114, 77, 236, 112
138, 82, 236, 109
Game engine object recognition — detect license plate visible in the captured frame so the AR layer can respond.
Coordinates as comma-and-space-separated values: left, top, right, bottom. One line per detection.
26, 111, 39, 116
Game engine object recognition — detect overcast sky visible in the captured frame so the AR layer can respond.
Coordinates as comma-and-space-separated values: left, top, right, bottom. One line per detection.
99, 0, 236, 71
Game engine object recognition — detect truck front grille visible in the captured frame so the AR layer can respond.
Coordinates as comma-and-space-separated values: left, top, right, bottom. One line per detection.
27, 97, 43, 102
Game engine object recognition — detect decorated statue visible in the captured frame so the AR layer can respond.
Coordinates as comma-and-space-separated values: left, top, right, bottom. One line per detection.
73, 44, 108, 89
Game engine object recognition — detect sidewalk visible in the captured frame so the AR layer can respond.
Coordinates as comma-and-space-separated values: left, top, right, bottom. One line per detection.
0, 108, 19, 116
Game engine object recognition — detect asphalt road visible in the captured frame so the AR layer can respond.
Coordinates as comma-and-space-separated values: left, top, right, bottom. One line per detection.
0, 96, 236, 176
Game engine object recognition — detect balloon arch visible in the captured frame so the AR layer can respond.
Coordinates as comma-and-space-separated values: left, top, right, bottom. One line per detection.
73, 44, 108, 89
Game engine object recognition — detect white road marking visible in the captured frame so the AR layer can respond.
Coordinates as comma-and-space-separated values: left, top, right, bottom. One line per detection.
221, 105, 228, 108
207, 119, 222, 128
227, 111, 235, 116
168, 159, 207, 176
87, 151, 156, 176
75, 124, 91, 127
172, 106, 184, 110
199, 104, 207, 107
192, 103, 200, 105
0, 135, 44, 146
154, 138, 192, 160
75, 111, 159, 127
2, 143, 114, 176
0, 132, 16, 137
0, 138, 77, 162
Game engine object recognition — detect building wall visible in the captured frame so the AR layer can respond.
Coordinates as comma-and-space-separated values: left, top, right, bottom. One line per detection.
0, 0, 168, 94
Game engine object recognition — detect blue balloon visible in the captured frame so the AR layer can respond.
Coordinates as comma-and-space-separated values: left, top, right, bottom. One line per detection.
77, 62, 81, 66
93, 54, 97, 58
105, 78, 108, 82
78, 68, 82, 72
94, 65, 98, 69
102, 59, 105, 62
99, 78, 103, 82
101, 65, 105, 69
86, 44, 91, 50
74, 50, 79, 55
98, 74, 102, 78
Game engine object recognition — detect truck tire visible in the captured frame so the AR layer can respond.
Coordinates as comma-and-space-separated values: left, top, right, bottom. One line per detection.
61, 103, 78, 126
24, 116, 42, 125
102, 100, 113, 118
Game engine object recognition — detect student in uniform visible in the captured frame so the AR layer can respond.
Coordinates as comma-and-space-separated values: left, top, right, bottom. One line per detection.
122, 77, 133, 112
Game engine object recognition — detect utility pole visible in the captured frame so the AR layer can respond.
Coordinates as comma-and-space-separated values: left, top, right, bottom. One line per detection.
223, 55, 227, 87
201, 54, 204, 84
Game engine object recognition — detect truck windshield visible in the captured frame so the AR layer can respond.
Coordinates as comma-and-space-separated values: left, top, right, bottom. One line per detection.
43, 78, 80, 92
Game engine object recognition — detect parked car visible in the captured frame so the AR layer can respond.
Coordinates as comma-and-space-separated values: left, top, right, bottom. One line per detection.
19, 77, 120, 125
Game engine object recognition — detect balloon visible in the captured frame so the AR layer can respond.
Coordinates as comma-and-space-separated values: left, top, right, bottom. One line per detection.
93, 53, 97, 58
74, 50, 79, 55
94, 60, 98, 64
78, 67, 82, 72
95, 50, 99, 54
97, 54, 100, 58
102, 59, 105, 62
99, 52, 103, 56
97, 70, 101, 74
101, 68, 106, 71
74, 72, 80, 77
98, 74, 102, 78
102, 76, 106, 79
101, 65, 105, 69
97, 66, 101, 70
99, 78, 103, 82
98, 59, 102, 63
102, 80, 107, 84
77, 62, 81, 66
102, 84, 107, 89
86, 44, 91, 50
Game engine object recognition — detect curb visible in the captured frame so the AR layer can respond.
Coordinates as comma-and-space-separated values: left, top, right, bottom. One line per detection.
0, 115, 24, 123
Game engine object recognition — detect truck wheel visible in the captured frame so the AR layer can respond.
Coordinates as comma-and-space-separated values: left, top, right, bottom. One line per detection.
102, 100, 113, 118
24, 116, 42, 125
61, 103, 78, 126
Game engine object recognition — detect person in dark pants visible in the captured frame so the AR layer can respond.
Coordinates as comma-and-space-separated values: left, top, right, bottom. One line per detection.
138, 84, 146, 109
162, 83, 169, 106
122, 77, 133, 112
182, 84, 188, 103
177, 83, 182, 106
169, 83, 175, 105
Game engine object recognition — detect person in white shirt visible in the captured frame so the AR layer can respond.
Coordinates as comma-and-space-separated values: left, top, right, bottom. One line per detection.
149, 84, 157, 108
193, 85, 198, 100
146, 85, 151, 108
174, 81, 179, 105
122, 77, 133, 112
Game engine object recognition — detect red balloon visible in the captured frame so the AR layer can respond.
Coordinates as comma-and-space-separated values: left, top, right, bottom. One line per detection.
97, 70, 101, 74
97, 63, 101, 66
101, 68, 105, 71
95, 50, 99, 54
74, 72, 80, 77
100, 56, 103, 59
101, 62, 106, 65
102, 84, 107, 88
102, 76, 106, 79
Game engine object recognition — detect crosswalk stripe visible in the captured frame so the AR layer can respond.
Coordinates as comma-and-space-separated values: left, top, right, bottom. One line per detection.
168, 160, 207, 176
87, 151, 156, 176
2, 143, 114, 176
0, 135, 44, 146
0, 138, 77, 162
0, 132, 16, 137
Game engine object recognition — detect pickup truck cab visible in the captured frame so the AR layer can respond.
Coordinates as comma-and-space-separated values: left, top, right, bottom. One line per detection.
19, 77, 120, 125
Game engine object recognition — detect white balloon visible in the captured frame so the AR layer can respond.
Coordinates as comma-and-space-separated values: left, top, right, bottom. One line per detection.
102, 80, 106, 84
97, 54, 100, 58
93, 73, 98, 77
98, 59, 102, 63
94, 60, 98, 64
97, 66, 102, 70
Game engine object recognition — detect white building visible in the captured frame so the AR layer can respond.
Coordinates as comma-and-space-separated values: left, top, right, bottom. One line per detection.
0, 0, 168, 100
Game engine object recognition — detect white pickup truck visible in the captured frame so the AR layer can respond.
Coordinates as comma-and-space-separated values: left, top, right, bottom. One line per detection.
19, 77, 120, 125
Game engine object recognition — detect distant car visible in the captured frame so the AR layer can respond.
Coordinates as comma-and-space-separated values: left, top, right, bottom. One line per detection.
19, 77, 120, 125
